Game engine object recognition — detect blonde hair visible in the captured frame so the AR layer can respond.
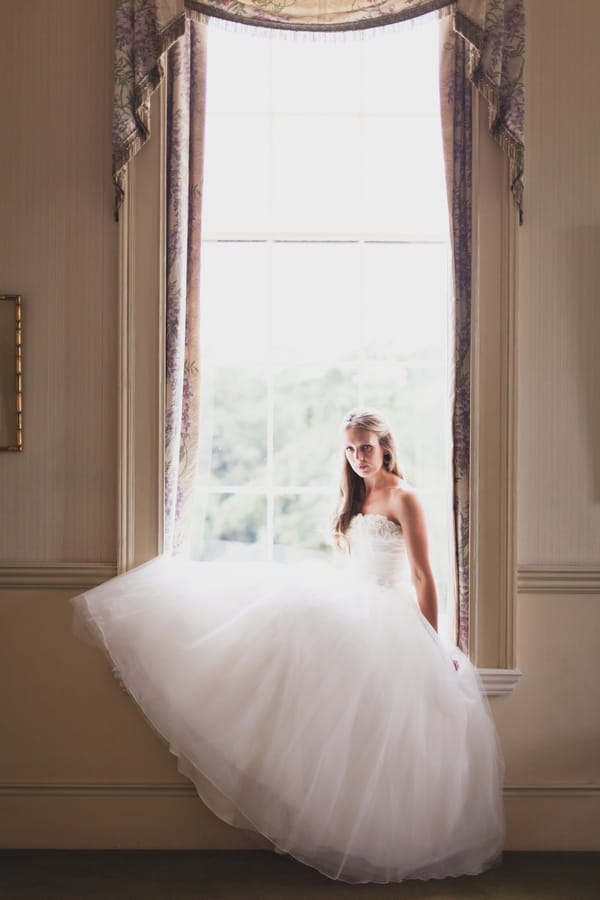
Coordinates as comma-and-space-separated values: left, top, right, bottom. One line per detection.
332, 408, 402, 551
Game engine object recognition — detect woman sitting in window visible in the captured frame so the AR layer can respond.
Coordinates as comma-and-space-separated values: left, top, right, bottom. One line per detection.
73, 408, 504, 884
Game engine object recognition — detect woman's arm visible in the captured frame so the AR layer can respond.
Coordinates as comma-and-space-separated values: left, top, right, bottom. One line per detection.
393, 491, 438, 631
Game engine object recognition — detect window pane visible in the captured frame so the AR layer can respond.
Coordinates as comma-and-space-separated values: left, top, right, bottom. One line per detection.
273, 367, 357, 487
271, 243, 361, 364
197, 368, 268, 487
271, 40, 362, 115
274, 494, 336, 555
361, 22, 441, 116
362, 243, 449, 362
200, 242, 269, 365
362, 117, 447, 235
202, 114, 271, 233
198, 492, 268, 559
271, 114, 362, 234
205, 30, 271, 115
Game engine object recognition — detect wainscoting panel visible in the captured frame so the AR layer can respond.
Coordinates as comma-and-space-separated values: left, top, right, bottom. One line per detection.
2, 782, 599, 851
0, 782, 259, 851
504, 786, 600, 851
1, 569, 598, 850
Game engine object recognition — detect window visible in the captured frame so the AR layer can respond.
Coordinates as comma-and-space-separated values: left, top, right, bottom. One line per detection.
190, 22, 454, 632
120, 27, 519, 688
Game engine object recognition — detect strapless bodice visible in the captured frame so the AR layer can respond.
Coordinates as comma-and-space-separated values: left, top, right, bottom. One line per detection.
347, 513, 411, 589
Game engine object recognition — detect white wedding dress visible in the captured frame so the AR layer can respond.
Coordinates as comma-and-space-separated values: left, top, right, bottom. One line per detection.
73, 513, 504, 883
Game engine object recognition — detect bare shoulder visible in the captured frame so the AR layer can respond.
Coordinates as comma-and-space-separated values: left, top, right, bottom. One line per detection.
388, 484, 426, 527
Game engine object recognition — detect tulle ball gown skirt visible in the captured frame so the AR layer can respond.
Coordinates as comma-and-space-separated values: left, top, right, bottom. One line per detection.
73, 533, 504, 883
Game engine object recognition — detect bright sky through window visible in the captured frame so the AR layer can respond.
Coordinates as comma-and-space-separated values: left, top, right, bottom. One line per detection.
192, 16, 453, 633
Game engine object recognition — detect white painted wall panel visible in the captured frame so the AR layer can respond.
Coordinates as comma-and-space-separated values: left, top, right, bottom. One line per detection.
0, 0, 117, 561
518, 0, 600, 564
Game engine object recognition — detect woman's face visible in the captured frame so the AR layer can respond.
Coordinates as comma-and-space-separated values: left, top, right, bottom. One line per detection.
344, 427, 385, 478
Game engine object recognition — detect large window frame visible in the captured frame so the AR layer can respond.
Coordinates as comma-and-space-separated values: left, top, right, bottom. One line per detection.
118, 84, 520, 695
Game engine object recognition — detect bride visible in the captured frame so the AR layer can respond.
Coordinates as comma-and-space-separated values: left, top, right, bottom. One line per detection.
73, 408, 504, 884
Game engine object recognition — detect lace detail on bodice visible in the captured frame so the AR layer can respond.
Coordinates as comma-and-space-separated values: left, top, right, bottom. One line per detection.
350, 513, 403, 540
347, 514, 411, 589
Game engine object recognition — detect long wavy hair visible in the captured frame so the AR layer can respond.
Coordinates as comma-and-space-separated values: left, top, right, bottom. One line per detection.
332, 408, 403, 551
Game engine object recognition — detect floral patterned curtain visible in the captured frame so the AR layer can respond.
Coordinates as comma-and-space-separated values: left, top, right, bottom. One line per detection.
439, 16, 473, 653
164, 18, 206, 554
113, 0, 187, 216
453, 0, 525, 217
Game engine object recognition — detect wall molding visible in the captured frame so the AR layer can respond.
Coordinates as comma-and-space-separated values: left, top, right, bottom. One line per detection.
117, 163, 136, 574
0, 563, 117, 590
2, 781, 598, 800
517, 565, 600, 594
117, 86, 166, 573
3, 563, 596, 594
504, 784, 600, 799
0, 782, 195, 799
469, 97, 519, 671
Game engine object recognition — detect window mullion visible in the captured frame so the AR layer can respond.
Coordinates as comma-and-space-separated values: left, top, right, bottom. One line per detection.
266, 237, 274, 561
266, 371, 275, 560
357, 239, 366, 408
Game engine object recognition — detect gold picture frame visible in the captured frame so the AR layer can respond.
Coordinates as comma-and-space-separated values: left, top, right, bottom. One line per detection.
0, 294, 23, 451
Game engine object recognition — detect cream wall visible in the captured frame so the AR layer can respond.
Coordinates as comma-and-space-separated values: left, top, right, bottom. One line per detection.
1, 0, 599, 849
0, 0, 117, 562
495, 0, 600, 848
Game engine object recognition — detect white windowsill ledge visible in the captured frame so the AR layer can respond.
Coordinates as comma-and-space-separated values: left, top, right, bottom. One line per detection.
479, 667, 522, 696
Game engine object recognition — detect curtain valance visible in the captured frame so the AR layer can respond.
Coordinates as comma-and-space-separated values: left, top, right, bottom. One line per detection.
185, 0, 454, 32
113, 0, 524, 216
